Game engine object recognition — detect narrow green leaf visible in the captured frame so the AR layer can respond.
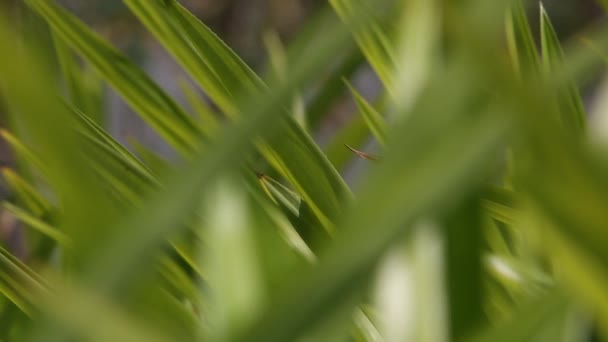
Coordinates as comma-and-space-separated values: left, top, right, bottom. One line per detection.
345, 81, 387, 146
0, 246, 48, 312
177, 79, 219, 138
258, 174, 301, 216
70, 106, 157, 182
505, 0, 540, 76
539, 4, 587, 134
330, 0, 396, 91
1, 168, 52, 217
52, 29, 103, 122
26, 0, 202, 155
0, 129, 45, 174
2, 202, 70, 246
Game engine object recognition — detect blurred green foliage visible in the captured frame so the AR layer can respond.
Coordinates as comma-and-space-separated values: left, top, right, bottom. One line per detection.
1, 0, 608, 341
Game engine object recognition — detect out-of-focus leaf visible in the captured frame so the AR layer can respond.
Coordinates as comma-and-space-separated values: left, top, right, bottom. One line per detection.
390, 0, 440, 114
62, 4, 359, 299
307, 49, 364, 128
0, 12, 115, 262
330, 0, 396, 92
345, 81, 387, 146
445, 196, 484, 340
25, 274, 174, 342
258, 174, 301, 216
125, 0, 353, 233
177, 79, 219, 138
70, 106, 157, 183
539, 4, 587, 134
26, 0, 202, 155
263, 30, 306, 128
2, 203, 70, 246
473, 290, 574, 342
0, 129, 45, 174
201, 176, 264, 339
236, 64, 509, 341
505, 0, 539, 76
0, 246, 47, 317
257, 173, 328, 251
1, 168, 51, 217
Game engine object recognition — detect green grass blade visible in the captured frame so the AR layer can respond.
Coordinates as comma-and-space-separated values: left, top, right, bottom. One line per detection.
330, 0, 396, 92
345, 81, 387, 146
0, 129, 46, 175
505, 0, 540, 76
25, 0, 201, 155
0, 246, 48, 316
539, 4, 587, 134
1, 168, 52, 217
70, 107, 158, 184
2, 202, 70, 246
123, 0, 260, 115
177, 79, 219, 138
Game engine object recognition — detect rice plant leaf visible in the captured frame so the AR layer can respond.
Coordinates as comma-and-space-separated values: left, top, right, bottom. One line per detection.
2, 203, 70, 246
0, 246, 48, 316
124, 0, 353, 232
1, 168, 52, 217
25, 0, 202, 155
177, 79, 219, 138
257, 173, 328, 250
257, 173, 301, 216
0, 129, 46, 174
158, 256, 201, 307
69, 106, 157, 182
123, 0, 261, 114
540, 4, 587, 134
127, 137, 172, 176
345, 81, 387, 146
505, 0, 540, 76
330, 0, 396, 92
